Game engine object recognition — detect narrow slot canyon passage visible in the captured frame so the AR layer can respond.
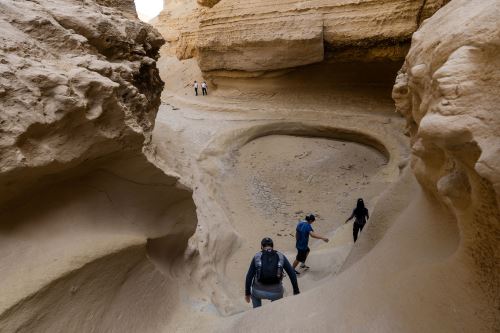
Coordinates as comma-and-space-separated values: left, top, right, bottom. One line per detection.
150, 54, 410, 326
1, 0, 498, 332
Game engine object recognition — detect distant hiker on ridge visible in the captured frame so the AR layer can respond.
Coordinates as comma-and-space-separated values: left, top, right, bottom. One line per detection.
245, 237, 299, 308
193, 80, 198, 96
201, 81, 208, 96
293, 214, 329, 275
345, 198, 369, 242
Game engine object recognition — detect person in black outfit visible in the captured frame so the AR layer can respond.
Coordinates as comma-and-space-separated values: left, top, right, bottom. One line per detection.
345, 198, 369, 242
245, 237, 300, 308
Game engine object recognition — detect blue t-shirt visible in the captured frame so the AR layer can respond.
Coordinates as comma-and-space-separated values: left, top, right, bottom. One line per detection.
296, 221, 313, 250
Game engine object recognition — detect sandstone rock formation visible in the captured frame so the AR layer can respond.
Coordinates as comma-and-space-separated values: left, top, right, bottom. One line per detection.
156, 0, 449, 73
2, 0, 498, 331
0, 1, 198, 331
393, 0, 500, 318
0, 0, 165, 203
152, 0, 498, 331
224, 0, 499, 331
197, 0, 221, 8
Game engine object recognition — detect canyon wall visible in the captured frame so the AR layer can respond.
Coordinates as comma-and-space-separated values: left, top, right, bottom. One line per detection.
393, 0, 500, 317
226, 0, 499, 331
0, 0, 164, 203
147, 0, 500, 331
0, 1, 198, 331
156, 0, 449, 73
1, 0, 497, 332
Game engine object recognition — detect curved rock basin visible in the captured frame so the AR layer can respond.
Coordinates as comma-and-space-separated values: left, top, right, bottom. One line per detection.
219, 134, 390, 296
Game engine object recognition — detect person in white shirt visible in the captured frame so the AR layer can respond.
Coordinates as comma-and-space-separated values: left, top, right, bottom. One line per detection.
194, 80, 198, 96
201, 81, 208, 96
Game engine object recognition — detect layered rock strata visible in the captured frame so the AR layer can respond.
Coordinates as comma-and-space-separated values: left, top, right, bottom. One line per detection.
156, 0, 449, 73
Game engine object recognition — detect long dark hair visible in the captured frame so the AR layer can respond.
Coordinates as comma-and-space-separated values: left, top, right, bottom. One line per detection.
354, 198, 366, 215
356, 198, 365, 209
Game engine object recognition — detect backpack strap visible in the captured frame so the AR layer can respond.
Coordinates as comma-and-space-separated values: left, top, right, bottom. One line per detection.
254, 252, 263, 267
254, 252, 263, 280
276, 251, 285, 279
276, 251, 284, 267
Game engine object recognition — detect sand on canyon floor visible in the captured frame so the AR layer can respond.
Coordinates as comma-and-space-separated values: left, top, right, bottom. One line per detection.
148, 51, 410, 331
220, 134, 389, 295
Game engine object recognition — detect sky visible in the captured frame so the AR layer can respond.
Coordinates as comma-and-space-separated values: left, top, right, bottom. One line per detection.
134, 0, 164, 22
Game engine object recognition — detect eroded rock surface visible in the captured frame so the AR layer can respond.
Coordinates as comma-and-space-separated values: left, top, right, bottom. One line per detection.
0, 0, 164, 202
0, 1, 198, 332
393, 0, 500, 317
227, 1, 499, 332
2, 0, 498, 331
155, 0, 449, 73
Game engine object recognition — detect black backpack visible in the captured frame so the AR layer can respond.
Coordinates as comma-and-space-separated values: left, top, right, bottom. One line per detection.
254, 250, 284, 285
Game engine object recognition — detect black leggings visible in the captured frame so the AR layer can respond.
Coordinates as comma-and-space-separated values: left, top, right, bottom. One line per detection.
353, 222, 365, 242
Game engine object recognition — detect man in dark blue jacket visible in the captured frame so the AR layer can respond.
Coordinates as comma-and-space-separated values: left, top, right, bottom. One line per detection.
245, 237, 300, 308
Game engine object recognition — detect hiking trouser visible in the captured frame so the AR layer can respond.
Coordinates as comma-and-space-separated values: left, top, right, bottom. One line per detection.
353, 222, 365, 242
251, 288, 283, 308
202, 87, 207, 95
194, 88, 198, 96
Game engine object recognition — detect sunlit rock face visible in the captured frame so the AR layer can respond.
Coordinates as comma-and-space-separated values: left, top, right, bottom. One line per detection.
0, 1, 198, 332
0, 0, 165, 201
156, 0, 449, 73
393, 0, 500, 320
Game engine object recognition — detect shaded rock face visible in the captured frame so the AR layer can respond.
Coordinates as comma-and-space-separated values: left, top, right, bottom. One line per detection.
0, 1, 198, 331
156, 0, 449, 73
197, 0, 221, 8
393, 0, 499, 318
94, 0, 138, 19
0, 0, 164, 202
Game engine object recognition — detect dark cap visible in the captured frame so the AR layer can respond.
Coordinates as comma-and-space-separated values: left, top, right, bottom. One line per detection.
261, 237, 274, 247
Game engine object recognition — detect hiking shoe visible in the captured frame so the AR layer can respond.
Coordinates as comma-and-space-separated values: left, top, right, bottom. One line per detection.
300, 264, 310, 269
294, 270, 301, 275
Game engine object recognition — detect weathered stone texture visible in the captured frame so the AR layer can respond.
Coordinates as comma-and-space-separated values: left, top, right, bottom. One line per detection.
156, 0, 449, 72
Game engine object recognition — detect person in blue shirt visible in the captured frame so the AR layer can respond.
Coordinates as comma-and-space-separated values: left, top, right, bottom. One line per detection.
292, 214, 329, 274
